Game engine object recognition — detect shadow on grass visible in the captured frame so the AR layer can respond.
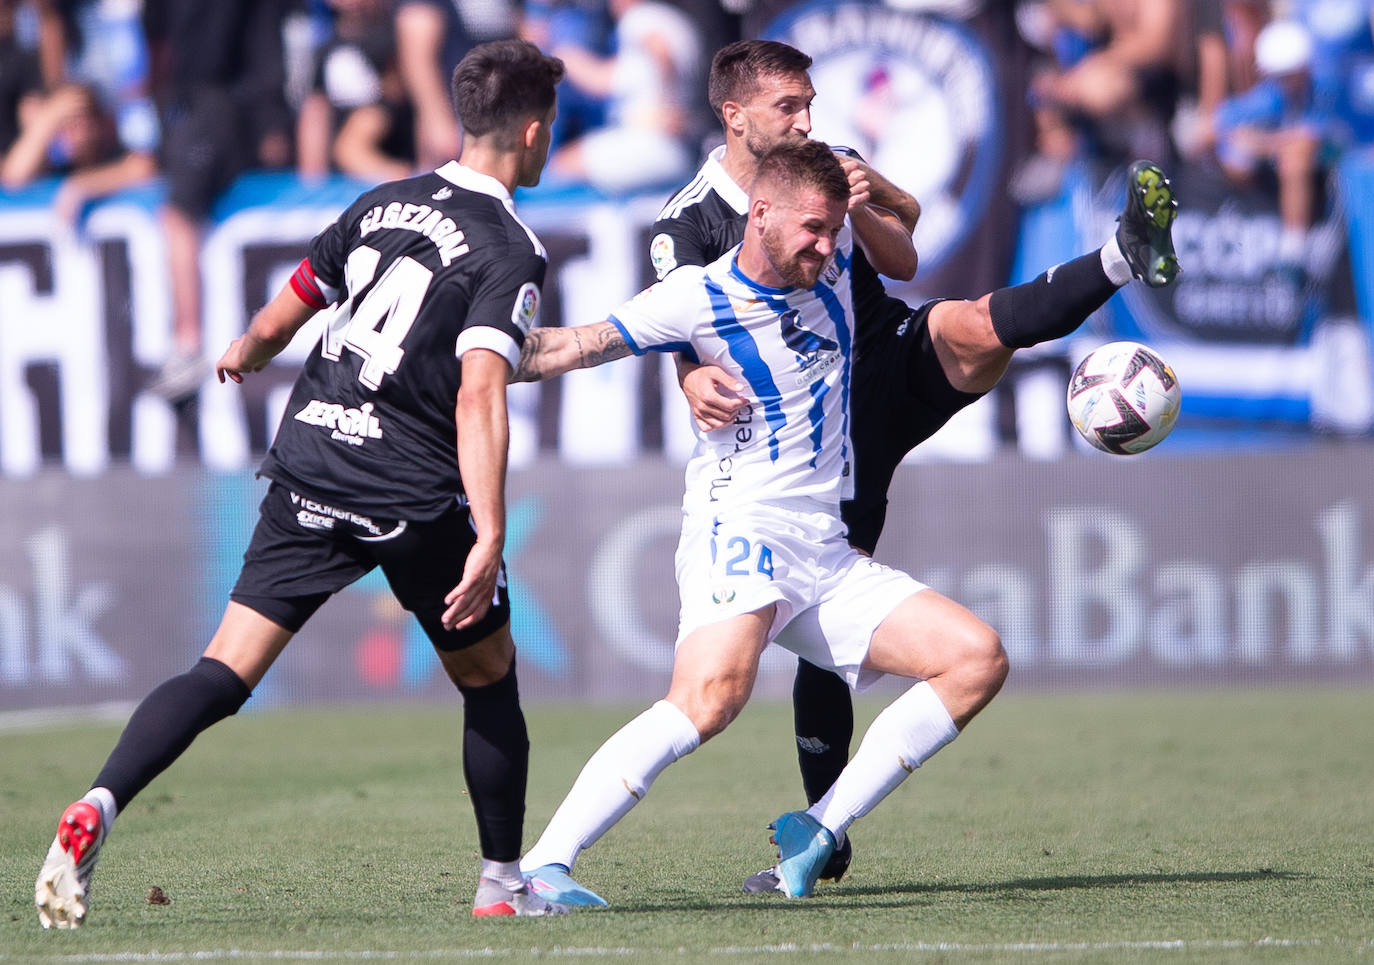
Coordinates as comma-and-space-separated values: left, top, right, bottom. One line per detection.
614, 869, 1306, 914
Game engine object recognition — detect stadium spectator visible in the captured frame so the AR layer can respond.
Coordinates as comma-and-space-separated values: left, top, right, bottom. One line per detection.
509, 139, 1011, 906
1214, 18, 1345, 276
296, 0, 416, 184
0, 0, 160, 222
395, 0, 516, 171
518, 0, 609, 151
34, 38, 569, 927
543, 0, 704, 194
0, 1, 50, 157
1014, 0, 1185, 200
142, 0, 295, 403
0, 81, 157, 220
648, 38, 1182, 894
1176, 0, 1269, 161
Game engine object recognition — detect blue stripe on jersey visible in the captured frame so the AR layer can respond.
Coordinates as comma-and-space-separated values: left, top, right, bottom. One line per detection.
760, 291, 832, 468
812, 274, 853, 469
704, 276, 786, 463
609, 315, 699, 361
608, 317, 644, 355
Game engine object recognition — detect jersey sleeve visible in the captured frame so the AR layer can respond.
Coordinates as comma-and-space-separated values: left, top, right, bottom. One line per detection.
303, 214, 354, 302
454, 250, 546, 370
607, 268, 702, 360
648, 213, 711, 281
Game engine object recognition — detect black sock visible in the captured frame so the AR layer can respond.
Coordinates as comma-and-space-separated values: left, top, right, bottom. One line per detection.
989, 249, 1119, 349
458, 660, 529, 863
93, 657, 251, 810
793, 659, 854, 805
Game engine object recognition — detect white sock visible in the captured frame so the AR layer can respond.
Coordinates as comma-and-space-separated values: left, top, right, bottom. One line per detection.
83, 787, 118, 832
807, 681, 958, 842
520, 700, 700, 874
480, 859, 524, 891
1100, 236, 1133, 287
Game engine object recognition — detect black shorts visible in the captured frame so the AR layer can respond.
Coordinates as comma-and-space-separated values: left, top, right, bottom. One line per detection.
230, 483, 509, 650
843, 297, 983, 554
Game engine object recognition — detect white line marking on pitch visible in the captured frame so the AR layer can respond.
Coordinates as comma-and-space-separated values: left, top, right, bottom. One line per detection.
6, 938, 1370, 961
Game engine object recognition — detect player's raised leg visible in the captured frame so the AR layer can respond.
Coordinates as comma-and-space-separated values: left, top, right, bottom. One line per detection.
928, 159, 1181, 397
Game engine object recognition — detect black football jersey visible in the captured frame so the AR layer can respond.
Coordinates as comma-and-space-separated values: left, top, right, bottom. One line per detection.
648, 146, 897, 328
260, 161, 546, 519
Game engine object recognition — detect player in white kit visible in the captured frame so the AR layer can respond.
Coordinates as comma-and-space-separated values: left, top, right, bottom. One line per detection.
509, 138, 1008, 903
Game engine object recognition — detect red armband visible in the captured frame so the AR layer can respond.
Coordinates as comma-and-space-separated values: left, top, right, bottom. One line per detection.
289, 258, 329, 311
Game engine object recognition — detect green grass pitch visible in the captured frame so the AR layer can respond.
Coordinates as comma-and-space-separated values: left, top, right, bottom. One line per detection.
2, 689, 1371, 964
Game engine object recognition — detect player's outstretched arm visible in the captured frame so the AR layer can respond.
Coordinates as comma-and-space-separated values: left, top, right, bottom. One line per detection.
216, 285, 317, 383
509, 320, 632, 382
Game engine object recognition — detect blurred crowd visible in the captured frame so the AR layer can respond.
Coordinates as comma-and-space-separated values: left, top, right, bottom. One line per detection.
1014, 0, 1374, 276
0, 0, 734, 399
3, 0, 1374, 395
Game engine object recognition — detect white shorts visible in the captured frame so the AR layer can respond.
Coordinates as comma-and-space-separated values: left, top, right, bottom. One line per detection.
674, 504, 927, 691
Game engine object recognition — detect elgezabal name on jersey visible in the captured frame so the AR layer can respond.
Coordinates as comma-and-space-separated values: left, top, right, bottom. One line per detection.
359, 202, 471, 266
295, 399, 383, 446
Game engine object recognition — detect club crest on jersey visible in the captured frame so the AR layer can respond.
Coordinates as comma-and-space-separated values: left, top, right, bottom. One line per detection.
780, 309, 841, 386
512, 282, 540, 333
650, 233, 678, 278
294, 399, 383, 446
822, 259, 841, 286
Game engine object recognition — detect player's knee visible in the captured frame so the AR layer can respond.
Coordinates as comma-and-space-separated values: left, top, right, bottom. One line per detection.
955, 619, 1008, 696
671, 679, 749, 741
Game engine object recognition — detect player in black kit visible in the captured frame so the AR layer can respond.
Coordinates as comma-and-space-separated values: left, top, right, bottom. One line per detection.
650, 40, 1180, 893
34, 39, 570, 927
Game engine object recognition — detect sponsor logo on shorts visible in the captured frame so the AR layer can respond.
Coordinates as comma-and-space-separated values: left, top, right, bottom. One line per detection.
294, 399, 383, 446
288, 491, 395, 537
711, 586, 736, 605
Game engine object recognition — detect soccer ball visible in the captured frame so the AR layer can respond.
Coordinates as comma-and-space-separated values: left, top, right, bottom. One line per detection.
1067, 341, 1181, 454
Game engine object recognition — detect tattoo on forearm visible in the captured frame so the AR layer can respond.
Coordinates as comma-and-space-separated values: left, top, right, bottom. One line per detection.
582, 323, 632, 368
511, 323, 633, 382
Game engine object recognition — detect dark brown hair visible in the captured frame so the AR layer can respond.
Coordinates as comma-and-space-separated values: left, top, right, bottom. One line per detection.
707, 40, 812, 120
451, 39, 565, 142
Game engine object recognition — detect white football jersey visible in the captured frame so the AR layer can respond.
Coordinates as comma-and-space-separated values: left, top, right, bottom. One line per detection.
610, 232, 856, 517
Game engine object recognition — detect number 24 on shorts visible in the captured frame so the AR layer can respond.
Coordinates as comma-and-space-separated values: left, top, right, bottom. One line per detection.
716, 535, 774, 580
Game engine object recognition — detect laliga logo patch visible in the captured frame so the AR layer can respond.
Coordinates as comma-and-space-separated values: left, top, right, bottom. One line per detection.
650, 233, 678, 279
512, 282, 540, 333
765, 2, 1003, 274
711, 586, 736, 605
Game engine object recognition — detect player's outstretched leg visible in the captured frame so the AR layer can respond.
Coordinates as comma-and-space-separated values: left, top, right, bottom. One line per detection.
472, 877, 570, 916
35, 800, 106, 929
765, 811, 837, 898
1116, 160, 1180, 287
523, 863, 608, 907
